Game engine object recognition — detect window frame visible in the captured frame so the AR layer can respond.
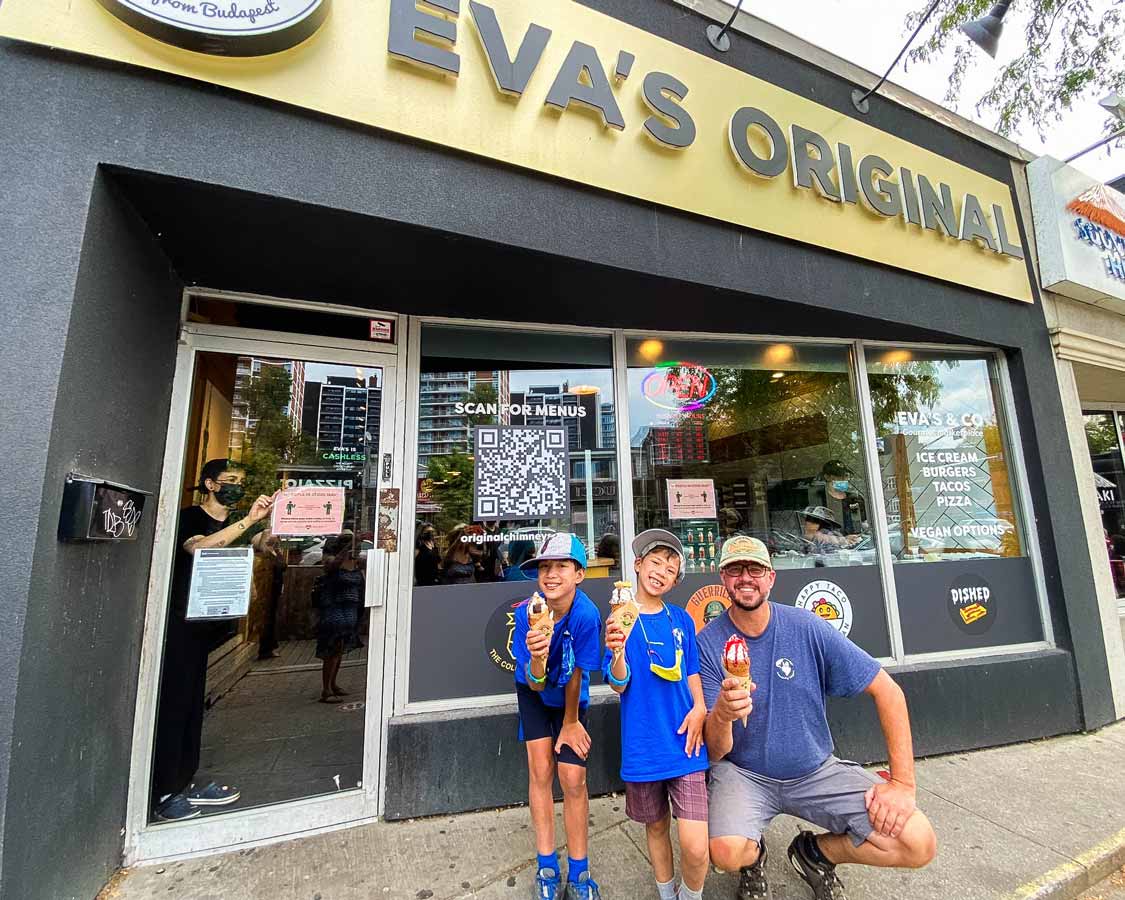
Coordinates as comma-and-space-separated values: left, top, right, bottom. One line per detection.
396, 319, 1054, 714
1080, 406, 1125, 616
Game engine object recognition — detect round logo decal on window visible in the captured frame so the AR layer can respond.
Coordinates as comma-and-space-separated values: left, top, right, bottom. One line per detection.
947, 574, 996, 634
687, 583, 730, 633
95, 0, 331, 57
795, 580, 853, 638
484, 598, 524, 674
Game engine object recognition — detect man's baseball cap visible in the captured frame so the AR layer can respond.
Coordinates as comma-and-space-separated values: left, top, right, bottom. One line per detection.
631, 528, 686, 584
717, 535, 773, 571
520, 532, 588, 572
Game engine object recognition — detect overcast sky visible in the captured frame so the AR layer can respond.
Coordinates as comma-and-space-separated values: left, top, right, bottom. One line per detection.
717, 0, 1123, 182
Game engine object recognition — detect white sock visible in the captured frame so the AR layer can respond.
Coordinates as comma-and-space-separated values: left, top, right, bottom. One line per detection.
158, 794, 171, 804
656, 878, 677, 900
677, 884, 703, 900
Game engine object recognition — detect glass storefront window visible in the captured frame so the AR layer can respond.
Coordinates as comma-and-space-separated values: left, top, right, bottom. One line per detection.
409, 326, 621, 702
1083, 411, 1125, 599
626, 338, 892, 658
866, 349, 1042, 653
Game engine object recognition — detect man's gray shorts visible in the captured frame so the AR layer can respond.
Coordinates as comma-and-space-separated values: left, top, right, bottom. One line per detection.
709, 756, 881, 848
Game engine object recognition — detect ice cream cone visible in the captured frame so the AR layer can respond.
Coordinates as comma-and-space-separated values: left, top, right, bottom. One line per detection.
527, 592, 555, 640
608, 580, 640, 660
722, 634, 751, 727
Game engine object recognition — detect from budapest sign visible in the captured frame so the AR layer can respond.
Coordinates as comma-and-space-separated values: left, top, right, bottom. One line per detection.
94, 0, 329, 55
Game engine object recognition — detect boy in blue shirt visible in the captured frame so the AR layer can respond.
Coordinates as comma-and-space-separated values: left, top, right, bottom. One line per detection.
513, 533, 604, 900
605, 530, 708, 900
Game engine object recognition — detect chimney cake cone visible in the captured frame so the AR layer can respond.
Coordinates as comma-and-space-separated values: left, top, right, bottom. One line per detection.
723, 635, 752, 727
527, 592, 555, 641
608, 581, 640, 660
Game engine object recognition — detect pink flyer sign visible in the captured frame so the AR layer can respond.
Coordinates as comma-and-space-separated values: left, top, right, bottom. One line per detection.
271, 486, 345, 536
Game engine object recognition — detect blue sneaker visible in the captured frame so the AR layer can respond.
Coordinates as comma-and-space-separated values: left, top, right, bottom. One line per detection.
186, 781, 241, 806
565, 872, 601, 900
536, 867, 562, 899
154, 793, 201, 821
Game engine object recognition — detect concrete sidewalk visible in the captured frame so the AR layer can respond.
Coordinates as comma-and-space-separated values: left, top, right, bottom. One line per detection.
106, 722, 1125, 900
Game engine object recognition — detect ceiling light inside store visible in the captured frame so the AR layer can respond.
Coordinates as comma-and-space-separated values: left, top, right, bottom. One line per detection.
771, 372, 785, 380
638, 339, 664, 361
764, 344, 795, 365
570, 385, 599, 394
881, 350, 914, 364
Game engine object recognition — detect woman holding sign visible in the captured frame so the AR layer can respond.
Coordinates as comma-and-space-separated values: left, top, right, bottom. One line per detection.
151, 459, 275, 822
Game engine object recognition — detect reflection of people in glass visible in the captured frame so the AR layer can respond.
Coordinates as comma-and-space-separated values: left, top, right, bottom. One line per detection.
800, 505, 854, 554
152, 458, 275, 821
820, 460, 867, 539
479, 521, 504, 582
257, 533, 285, 661
595, 533, 620, 567
504, 539, 537, 581
414, 524, 441, 587
718, 507, 742, 539
441, 524, 483, 584
315, 530, 364, 704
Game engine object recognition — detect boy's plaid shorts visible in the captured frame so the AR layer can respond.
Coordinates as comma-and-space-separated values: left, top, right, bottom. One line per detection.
624, 770, 708, 823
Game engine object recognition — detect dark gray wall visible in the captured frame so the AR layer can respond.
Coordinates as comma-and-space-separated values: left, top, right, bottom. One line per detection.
0, 172, 183, 899
0, 0, 1114, 893
386, 649, 1081, 818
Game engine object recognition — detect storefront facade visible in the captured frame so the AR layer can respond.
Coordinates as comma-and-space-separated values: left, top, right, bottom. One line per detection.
0, 1, 1118, 897
1029, 159, 1125, 719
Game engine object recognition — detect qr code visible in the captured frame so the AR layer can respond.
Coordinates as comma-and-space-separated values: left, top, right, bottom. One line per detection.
474, 426, 570, 522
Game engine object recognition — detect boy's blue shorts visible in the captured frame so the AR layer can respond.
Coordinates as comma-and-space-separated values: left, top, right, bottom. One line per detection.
516, 682, 589, 768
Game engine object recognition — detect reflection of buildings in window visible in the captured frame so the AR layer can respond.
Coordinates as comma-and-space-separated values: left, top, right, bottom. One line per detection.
416, 370, 509, 472
302, 375, 381, 467
600, 401, 616, 449
229, 357, 306, 455
508, 382, 604, 451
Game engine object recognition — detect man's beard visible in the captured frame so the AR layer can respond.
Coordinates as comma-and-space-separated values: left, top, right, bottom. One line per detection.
728, 587, 769, 612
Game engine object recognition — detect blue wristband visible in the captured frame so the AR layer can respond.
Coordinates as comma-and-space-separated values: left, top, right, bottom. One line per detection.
526, 662, 547, 685
606, 662, 631, 687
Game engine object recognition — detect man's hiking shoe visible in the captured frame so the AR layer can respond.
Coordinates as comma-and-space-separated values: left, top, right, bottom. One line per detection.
564, 871, 602, 900
535, 867, 562, 900
787, 831, 849, 900
737, 838, 771, 899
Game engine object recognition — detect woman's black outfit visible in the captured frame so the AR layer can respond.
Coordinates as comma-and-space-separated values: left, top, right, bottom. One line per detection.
151, 506, 231, 805
414, 541, 441, 586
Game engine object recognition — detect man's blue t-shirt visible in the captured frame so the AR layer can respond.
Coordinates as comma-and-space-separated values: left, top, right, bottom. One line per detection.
603, 604, 709, 783
513, 588, 603, 708
698, 603, 881, 780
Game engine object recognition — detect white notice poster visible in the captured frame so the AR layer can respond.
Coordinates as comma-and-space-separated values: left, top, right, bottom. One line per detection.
185, 547, 254, 620
667, 478, 717, 520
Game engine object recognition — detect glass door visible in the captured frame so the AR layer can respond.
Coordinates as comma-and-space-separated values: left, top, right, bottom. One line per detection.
129, 332, 400, 861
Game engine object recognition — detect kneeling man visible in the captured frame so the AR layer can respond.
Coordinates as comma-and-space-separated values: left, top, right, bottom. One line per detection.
699, 537, 936, 899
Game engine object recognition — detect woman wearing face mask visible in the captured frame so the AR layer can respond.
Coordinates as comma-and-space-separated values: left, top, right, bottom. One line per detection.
150, 459, 276, 822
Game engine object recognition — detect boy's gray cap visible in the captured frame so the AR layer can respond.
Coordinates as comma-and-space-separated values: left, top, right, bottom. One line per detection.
632, 528, 686, 584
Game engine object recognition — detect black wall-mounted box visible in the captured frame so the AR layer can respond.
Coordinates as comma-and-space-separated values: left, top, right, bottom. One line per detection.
58, 473, 152, 542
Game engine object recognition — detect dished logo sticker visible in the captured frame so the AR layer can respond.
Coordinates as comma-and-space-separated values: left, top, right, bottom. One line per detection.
947, 574, 996, 635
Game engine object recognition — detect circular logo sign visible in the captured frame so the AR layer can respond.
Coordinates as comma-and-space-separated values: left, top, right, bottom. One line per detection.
687, 583, 730, 633
484, 598, 523, 675
775, 657, 796, 680
95, 0, 331, 57
947, 574, 996, 635
641, 362, 717, 412
794, 580, 853, 638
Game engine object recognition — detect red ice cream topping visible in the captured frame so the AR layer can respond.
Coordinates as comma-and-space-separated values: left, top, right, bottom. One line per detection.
723, 635, 749, 668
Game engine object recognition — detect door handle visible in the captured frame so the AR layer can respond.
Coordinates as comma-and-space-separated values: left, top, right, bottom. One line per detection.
365, 547, 386, 608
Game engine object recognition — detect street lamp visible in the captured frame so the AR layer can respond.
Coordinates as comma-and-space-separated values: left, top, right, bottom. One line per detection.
1064, 93, 1125, 163
960, 0, 1013, 58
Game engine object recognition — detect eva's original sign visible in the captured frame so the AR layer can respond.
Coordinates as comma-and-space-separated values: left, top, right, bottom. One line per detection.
0, 0, 1033, 301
